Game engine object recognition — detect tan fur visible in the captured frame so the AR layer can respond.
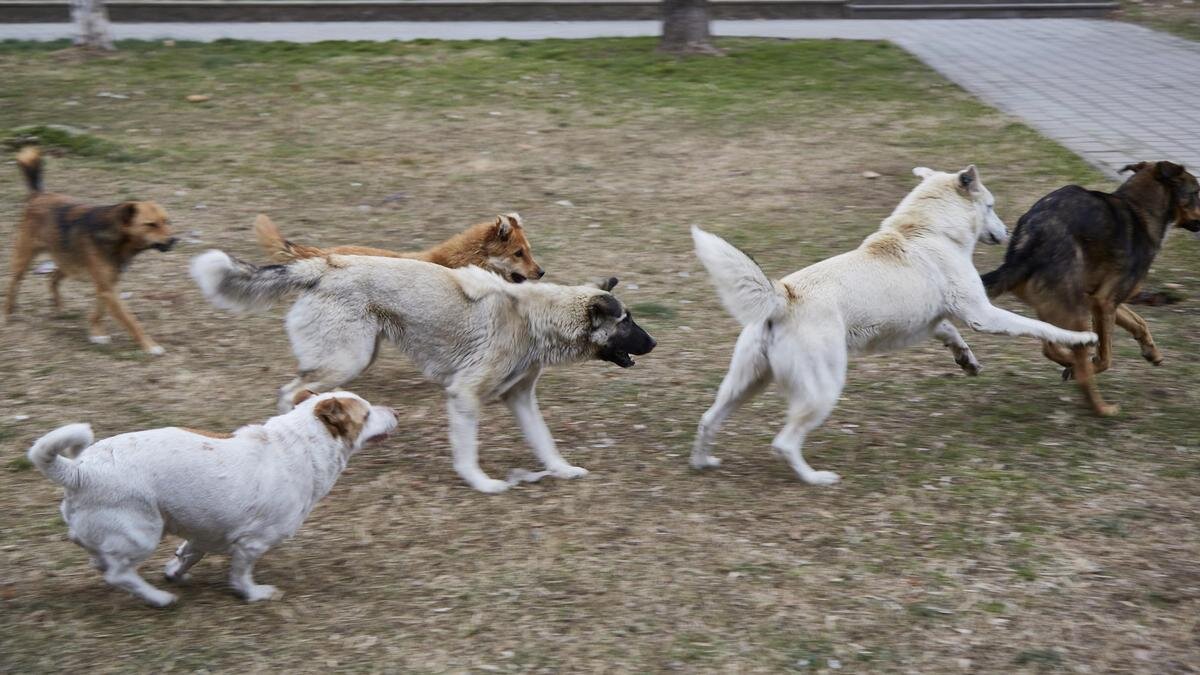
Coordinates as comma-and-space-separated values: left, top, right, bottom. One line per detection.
254, 213, 544, 283
862, 231, 907, 260
314, 397, 369, 442
5, 150, 176, 354
179, 427, 234, 440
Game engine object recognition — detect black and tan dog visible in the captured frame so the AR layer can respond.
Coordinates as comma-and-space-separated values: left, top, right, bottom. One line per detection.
983, 161, 1200, 416
5, 148, 177, 354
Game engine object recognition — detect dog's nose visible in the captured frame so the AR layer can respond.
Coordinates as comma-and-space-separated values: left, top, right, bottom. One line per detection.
536, 268, 545, 279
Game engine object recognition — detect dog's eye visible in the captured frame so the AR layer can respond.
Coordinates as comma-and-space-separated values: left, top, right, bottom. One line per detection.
514, 251, 525, 258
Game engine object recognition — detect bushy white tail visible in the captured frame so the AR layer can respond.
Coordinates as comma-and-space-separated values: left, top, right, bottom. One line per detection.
691, 226, 789, 325
191, 250, 322, 313
28, 423, 93, 488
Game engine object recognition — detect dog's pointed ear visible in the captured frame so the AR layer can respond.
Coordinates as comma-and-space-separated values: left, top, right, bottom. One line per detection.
494, 215, 515, 241
592, 276, 618, 292
1156, 161, 1185, 181
588, 293, 623, 325
502, 212, 523, 229
958, 165, 978, 191
912, 167, 935, 179
1120, 161, 1150, 174
116, 202, 139, 227
291, 389, 318, 406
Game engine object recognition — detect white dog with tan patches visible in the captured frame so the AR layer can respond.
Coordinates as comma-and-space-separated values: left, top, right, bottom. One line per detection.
26, 391, 397, 607
690, 165, 1099, 485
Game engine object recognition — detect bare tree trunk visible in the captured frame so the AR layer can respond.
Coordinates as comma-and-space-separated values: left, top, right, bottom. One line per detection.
71, 0, 115, 51
660, 0, 719, 55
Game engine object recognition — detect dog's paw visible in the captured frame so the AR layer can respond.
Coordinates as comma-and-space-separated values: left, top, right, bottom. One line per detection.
145, 345, 166, 356
471, 478, 511, 494
1077, 331, 1099, 346
550, 465, 589, 479
163, 560, 189, 583
240, 584, 279, 602
89, 334, 112, 345
690, 454, 722, 469
801, 470, 841, 486
1095, 403, 1120, 417
143, 590, 178, 608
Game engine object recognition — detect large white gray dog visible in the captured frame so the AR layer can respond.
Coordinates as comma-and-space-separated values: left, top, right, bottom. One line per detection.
27, 391, 397, 606
690, 166, 1098, 485
191, 253, 656, 494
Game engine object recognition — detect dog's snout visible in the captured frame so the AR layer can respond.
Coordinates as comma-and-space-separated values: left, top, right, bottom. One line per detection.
535, 268, 545, 279
647, 336, 657, 351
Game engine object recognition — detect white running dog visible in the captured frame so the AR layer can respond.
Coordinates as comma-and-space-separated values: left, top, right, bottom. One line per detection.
690, 165, 1099, 485
27, 390, 397, 607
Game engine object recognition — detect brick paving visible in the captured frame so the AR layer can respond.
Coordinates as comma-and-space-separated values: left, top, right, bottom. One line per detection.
3, 18, 1197, 175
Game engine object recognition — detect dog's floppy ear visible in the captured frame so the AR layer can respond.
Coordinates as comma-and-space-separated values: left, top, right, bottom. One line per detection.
1120, 161, 1151, 174
589, 293, 623, 325
958, 165, 978, 190
115, 201, 139, 226
912, 167, 935, 179
313, 396, 366, 441
592, 276, 618, 292
292, 389, 319, 406
1156, 161, 1185, 181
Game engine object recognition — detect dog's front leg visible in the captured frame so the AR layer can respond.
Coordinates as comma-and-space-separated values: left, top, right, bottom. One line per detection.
229, 540, 277, 602
447, 391, 510, 494
503, 378, 587, 480
956, 300, 1097, 347
933, 320, 980, 375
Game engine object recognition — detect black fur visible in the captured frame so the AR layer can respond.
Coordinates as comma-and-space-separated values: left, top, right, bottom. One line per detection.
217, 256, 320, 309
982, 166, 1191, 303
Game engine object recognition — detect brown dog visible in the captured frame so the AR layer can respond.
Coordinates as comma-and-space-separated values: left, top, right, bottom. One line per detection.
982, 161, 1200, 415
254, 211, 545, 283
5, 147, 177, 354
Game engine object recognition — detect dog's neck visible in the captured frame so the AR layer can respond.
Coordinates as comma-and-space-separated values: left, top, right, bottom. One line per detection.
262, 416, 351, 508
1115, 173, 1176, 248
422, 220, 494, 268
509, 284, 598, 366
880, 189, 978, 253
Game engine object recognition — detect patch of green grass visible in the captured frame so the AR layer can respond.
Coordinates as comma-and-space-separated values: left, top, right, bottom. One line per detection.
6, 457, 32, 473
1014, 648, 1063, 668
630, 301, 677, 320
3, 124, 157, 163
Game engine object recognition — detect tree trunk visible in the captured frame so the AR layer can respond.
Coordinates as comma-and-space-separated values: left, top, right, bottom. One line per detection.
659, 0, 719, 55
71, 0, 115, 51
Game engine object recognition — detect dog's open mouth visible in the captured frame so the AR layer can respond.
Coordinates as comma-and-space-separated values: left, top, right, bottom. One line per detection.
365, 432, 391, 445
599, 349, 635, 368
509, 272, 527, 284
1180, 219, 1200, 233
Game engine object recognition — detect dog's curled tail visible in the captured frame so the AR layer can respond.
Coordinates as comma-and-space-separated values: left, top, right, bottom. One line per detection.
28, 423, 93, 488
191, 249, 322, 313
691, 226, 789, 326
254, 214, 327, 263
16, 146, 43, 193
980, 260, 1029, 299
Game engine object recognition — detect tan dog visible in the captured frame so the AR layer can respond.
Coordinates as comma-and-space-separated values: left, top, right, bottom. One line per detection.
5, 148, 177, 354
254, 212, 545, 283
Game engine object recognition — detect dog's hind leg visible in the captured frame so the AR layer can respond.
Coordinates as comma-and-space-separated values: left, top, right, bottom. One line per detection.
933, 320, 980, 375
3, 234, 37, 318
1115, 304, 1162, 366
48, 269, 65, 312
278, 300, 380, 412
769, 330, 845, 485
229, 539, 276, 602
85, 513, 175, 607
164, 540, 206, 582
1090, 303, 1117, 375
691, 323, 771, 470
504, 375, 586, 479
448, 388, 509, 494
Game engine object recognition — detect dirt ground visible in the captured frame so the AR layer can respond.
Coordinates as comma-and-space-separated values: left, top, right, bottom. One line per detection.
1, 38, 1197, 672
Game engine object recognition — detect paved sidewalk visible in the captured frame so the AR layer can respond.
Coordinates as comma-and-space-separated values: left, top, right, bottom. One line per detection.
3, 19, 1198, 176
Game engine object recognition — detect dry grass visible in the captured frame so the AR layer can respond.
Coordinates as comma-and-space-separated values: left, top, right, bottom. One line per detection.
1117, 0, 1200, 40
1, 38, 1198, 672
